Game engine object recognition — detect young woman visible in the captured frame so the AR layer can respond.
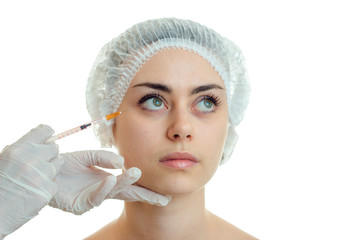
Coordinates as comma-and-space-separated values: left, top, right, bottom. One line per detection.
84, 18, 255, 240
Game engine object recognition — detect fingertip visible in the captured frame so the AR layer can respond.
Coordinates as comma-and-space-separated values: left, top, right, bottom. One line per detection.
36, 124, 55, 138
119, 167, 141, 183
126, 167, 142, 179
38, 124, 55, 132
148, 195, 172, 207
119, 185, 171, 207
156, 196, 172, 206
20, 124, 55, 143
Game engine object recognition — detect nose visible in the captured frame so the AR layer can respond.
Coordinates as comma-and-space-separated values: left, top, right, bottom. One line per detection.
167, 110, 193, 142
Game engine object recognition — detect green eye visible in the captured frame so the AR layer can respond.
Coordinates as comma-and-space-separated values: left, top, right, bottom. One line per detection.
153, 98, 162, 107
203, 99, 213, 108
143, 97, 166, 110
194, 98, 215, 112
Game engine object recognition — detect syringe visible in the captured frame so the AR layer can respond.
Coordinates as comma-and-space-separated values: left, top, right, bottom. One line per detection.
46, 111, 124, 142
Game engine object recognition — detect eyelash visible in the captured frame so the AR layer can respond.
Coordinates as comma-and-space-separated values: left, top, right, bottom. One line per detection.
137, 92, 222, 112
200, 94, 221, 107
138, 92, 165, 105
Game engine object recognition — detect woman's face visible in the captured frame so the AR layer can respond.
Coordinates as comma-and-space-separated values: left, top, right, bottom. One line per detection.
113, 49, 228, 196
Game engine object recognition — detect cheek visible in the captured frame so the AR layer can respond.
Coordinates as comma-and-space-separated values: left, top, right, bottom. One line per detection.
114, 115, 161, 167
199, 120, 228, 155
193, 117, 228, 175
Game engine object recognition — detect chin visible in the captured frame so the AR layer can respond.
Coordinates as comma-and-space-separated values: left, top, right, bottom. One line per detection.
138, 174, 206, 196
158, 185, 202, 196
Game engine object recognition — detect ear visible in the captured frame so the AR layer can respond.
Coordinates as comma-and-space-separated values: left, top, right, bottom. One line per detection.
112, 119, 118, 145
220, 122, 238, 165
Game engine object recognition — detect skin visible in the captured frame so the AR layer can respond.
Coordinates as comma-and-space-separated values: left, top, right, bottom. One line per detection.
85, 49, 257, 240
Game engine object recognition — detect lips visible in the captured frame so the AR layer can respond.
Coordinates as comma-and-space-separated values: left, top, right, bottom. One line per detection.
159, 152, 199, 169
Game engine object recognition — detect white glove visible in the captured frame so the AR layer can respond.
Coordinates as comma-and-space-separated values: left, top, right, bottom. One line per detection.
49, 150, 171, 215
0, 125, 63, 239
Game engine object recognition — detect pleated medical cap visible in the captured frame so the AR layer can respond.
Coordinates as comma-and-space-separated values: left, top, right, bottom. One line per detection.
86, 18, 250, 164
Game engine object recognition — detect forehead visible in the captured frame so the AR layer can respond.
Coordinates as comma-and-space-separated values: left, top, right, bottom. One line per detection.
129, 49, 224, 88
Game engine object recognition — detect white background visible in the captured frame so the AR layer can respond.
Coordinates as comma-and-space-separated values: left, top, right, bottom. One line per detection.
1, 1, 359, 239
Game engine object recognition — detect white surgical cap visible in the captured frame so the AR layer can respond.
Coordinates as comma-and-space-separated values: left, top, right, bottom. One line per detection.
86, 18, 250, 164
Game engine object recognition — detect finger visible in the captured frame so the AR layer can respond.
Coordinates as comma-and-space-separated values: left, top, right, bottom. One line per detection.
112, 185, 172, 206
49, 156, 64, 175
108, 168, 141, 197
19, 124, 55, 144
38, 142, 59, 162
89, 175, 117, 207
82, 150, 124, 169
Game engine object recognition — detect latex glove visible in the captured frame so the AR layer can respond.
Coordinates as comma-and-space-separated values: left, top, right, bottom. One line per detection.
49, 150, 171, 215
0, 125, 63, 239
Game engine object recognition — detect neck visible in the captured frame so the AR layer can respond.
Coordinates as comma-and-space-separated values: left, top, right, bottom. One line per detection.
115, 188, 210, 240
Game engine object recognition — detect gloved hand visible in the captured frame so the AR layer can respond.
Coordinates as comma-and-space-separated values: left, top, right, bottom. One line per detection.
49, 150, 171, 215
0, 125, 63, 239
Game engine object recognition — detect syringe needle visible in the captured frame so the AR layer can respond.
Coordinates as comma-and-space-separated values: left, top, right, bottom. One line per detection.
46, 111, 123, 143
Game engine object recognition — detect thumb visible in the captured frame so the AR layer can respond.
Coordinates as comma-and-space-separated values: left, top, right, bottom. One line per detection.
111, 185, 172, 206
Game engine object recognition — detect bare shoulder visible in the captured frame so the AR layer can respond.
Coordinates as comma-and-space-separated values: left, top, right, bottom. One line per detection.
208, 211, 258, 240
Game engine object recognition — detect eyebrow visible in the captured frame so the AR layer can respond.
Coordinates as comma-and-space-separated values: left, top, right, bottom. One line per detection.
191, 84, 224, 94
132, 83, 172, 93
132, 82, 224, 94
